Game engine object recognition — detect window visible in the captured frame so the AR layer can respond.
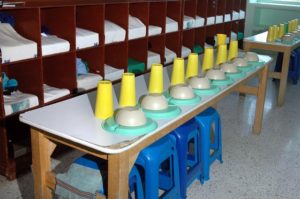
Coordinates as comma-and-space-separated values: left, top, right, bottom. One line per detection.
257, 0, 300, 6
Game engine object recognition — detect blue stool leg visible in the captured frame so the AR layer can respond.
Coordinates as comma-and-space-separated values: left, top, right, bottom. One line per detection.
129, 166, 144, 199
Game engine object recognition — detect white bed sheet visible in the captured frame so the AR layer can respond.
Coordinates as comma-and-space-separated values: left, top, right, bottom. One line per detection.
232, 11, 239, 20
181, 46, 191, 58
216, 15, 223, 24
195, 16, 205, 27
239, 10, 245, 19
183, 15, 195, 30
76, 27, 99, 50
206, 16, 215, 25
0, 23, 37, 63
105, 20, 126, 44
128, 15, 146, 40
104, 64, 124, 81
4, 91, 39, 116
224, 14, 231, 22
42, 34, 70, 56
231, 32, 237, 40
148, 25, 162, 36
166, 17, 178, 33
44, 84, 70, 103
164, 47, 177, 65
147, 51, 161, 69
77, 73, 103, 91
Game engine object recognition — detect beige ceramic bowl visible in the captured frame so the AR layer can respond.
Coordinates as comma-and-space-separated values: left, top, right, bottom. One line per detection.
115, 107, 147, 127
206, 68, 226, 80
244, 52, 259, 62
188, 76, 211, 89
232, 57, 248, 67
220, 62, 238, 73
169, 84, 195, 99
141, 94, 168, 111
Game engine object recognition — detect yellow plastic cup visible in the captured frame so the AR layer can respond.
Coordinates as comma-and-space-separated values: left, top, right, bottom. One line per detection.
216, 44, 227, 65
288, 20, 292, 32
95, 80, 114, 120
216, 34, 227, 46
279, 24, 285, 38
267, 26, 275, 42
228, 40, 238, 61
119, 73, 136, 108
148, 64, 164, 94
186, 53, 199, 79
202, 47, 214, 72
171, 58, 185, 86
295, 19, 299, 30
273, 25, 278, 40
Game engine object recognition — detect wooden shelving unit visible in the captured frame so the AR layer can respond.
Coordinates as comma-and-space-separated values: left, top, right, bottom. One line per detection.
0, 0, 247, 180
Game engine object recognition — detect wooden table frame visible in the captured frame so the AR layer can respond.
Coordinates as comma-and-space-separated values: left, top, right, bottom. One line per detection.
30, 63, 269, 199
244, 33, 300, 106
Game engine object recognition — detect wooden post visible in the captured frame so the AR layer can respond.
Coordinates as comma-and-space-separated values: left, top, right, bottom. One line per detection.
278, 50, 291, 106
31, 129, 56, 199
253, 64, 269, 134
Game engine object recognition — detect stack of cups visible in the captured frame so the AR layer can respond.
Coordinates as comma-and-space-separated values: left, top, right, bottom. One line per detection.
148, 64, 164, 94
267, 26, 275, 42
186, 53, 199, 79
279, 24, 285, 38
119, 73, 136, 108
202, 47, 214, 72
95, 80, 114, 120
216, 44, 227, 65
273, 25, 279, 40
216, 34, 227, 46
171, 58, 185, 86
228, 40, 238, 61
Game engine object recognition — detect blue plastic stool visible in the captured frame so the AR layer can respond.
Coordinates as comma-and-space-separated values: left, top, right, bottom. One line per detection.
129, 166, 144, 199
275, 47, 300, 84
171, 119, 201, 199
195, 107, 223, 183
135, 135, 181, 199
75, 155, 144, 199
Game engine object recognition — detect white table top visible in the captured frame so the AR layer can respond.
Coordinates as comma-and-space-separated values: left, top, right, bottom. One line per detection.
244, 31, 300, 47
20, 55, 272, 154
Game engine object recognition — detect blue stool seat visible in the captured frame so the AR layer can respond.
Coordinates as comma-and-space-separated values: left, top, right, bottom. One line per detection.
135, 135, 181, 199
171, 119, 201, 199
195, 107, 223, 183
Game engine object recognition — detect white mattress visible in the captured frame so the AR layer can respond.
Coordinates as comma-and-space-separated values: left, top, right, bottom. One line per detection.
224, 14, 231, 22
76, 27, 99, 50
231, 32, 237, 40
147, 51, 161, 69
181, 46, 191, 58
164, 47, 177, 65
216, 15, 223, 24
166, 17, 178, 33
183, 15, 195, 30
42, 34, 70, 56
239, 10, 245, 19
77, 73, 103, 91
0, 23, 37, 64
104, 20, 126, 44
43, 84, 70, 103
232, 11, 239, 21
195, 16, 205, 28
4, 91, 39, 116
104, 64, 124, 81
206, 16, 215, 25
128, 15, 146, 40
148, 25, 162, 36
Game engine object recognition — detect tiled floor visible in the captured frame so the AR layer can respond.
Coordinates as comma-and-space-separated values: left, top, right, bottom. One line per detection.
1, 56, 300, 199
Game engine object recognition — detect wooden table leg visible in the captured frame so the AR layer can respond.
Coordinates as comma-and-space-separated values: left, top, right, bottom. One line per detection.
31, 129, 56, 199
253, 64, 269, 134
278, 50, 291, 106
108, 152, 130, 199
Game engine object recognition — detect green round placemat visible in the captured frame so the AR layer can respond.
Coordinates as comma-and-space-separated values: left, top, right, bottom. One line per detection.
248, 61, 265, 68
225, 70, 245, 79
102, 117, 157, 136
237, 65, 255, 72
211, 77, 234, 86
142, 106, 181, 119
169, 95, 201, 106
193, 85, 220, 95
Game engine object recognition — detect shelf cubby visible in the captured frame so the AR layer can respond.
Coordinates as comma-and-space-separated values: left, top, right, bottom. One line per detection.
183, 0, 197, 29
182, 29, 195, 51
129, 2, 149, 37
195, 27, 206, 51
105, 42, 128, 72
216, 23, 225, 34
76, 4, 104, 46
149, 1, 167, 34
197, 0, 208, 19
166, 31, 181, 57
41, 6, 76, 52
42, 52, 77, 93
207, 0, 217, 18
148, 34, 165, 66
224, 22, 232, 38
128, 38, 148, 74
167, 0, 182, 30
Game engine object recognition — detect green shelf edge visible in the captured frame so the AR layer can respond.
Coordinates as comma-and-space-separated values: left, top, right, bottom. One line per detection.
142, 106, 181, 120
193, 85, 220, 95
